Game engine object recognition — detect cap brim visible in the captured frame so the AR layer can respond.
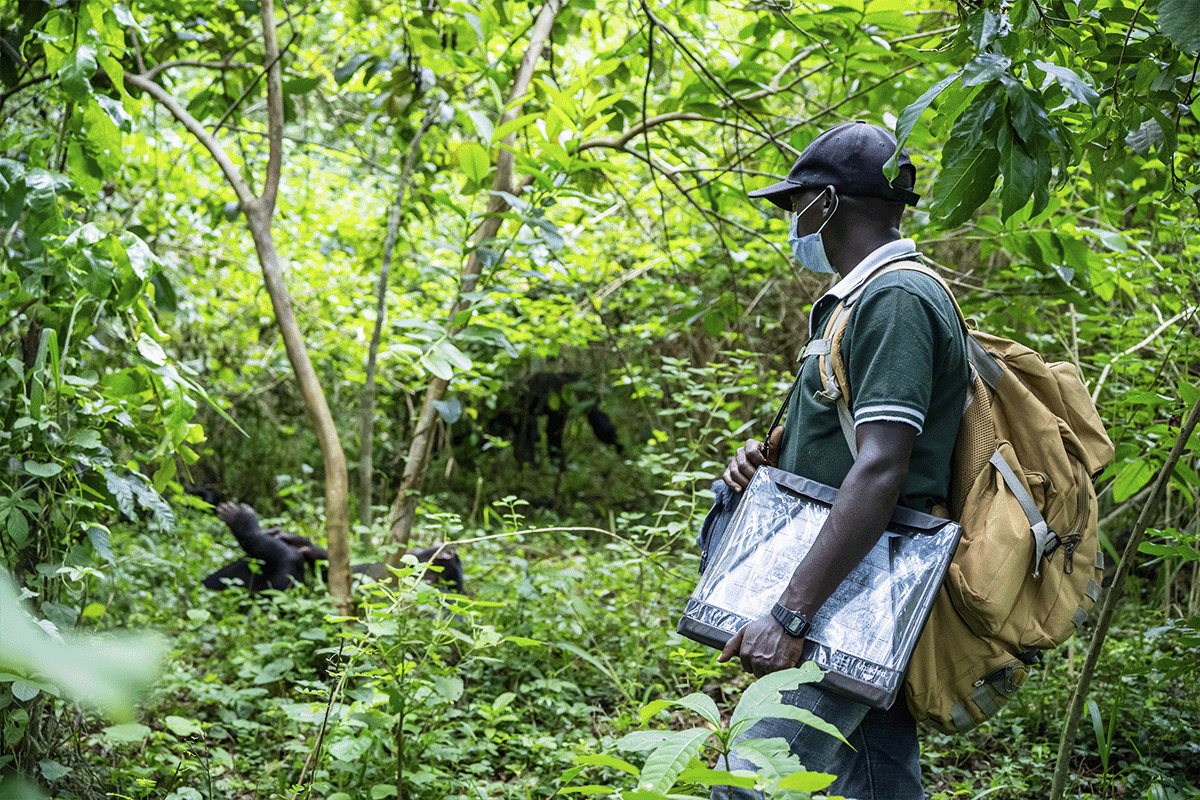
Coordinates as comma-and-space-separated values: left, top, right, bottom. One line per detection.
747, 179, 803, 211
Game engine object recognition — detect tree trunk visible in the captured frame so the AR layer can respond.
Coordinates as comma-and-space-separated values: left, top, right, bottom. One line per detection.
384, 0, 566, 556
126, 0, 352, 607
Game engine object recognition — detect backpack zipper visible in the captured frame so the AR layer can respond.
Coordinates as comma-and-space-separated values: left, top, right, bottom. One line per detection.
974, 662, 1019, 694
1062, 459, 1092, 574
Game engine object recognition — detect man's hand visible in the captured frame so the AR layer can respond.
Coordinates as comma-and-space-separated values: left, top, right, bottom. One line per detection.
717, 615, 807, 678
722, 426, 784, 491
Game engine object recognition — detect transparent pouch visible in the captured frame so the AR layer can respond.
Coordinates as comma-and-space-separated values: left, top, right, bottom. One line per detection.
678, 466, 962, 709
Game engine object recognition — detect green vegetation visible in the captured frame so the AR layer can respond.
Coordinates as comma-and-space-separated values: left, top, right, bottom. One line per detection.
1, 0, 1197, 798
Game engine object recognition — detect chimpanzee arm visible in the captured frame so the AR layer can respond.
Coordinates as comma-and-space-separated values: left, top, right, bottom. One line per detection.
216, 503, 305, 590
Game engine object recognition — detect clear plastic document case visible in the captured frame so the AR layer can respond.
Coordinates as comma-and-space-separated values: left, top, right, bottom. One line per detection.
678, 466, 961, 709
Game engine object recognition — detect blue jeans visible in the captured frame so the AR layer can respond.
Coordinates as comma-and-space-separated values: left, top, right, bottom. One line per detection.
715, 683, 924, 800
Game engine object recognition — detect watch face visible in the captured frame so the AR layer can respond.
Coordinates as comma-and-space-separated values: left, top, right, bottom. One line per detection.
772, 603, 808, 638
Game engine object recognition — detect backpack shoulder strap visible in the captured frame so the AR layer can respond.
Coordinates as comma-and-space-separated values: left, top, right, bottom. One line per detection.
817, 260, 970, 458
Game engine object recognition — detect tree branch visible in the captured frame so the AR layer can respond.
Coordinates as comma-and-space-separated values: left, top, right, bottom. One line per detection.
124, 72, 257, 205
1091, 306, 1198, 402
257, 0, 285, 212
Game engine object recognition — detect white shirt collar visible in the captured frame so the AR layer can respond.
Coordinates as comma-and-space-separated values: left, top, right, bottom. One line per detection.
809, 238, 920, 335
825, 238, 920, 300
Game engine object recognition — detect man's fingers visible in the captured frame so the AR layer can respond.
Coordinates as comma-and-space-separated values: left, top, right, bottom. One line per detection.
717, 630, 744, 663
722, 439, 766, 490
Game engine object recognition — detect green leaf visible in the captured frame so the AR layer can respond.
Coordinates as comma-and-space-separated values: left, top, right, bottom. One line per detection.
777, 770, 837, 791
86, 525, 114, 563
703, 311, 725, 337
457, 142, 490, 182
1032, 60, 1099, 111
998, 121, 1036, 220
102, 722, 151, 744
729, 665, 846, 744
136, 333, 167, 365
961, 53, 1010, 87
634, 728, 712, 793
669, 692, 721, 728
1112, 459, 1154, 502
676, 763, 756, 788
60, 43, 98, 101
639, 698, 673, 725
574, 753, 640, 776
334, 54, 375, 85
888, 71, 961, 175
164, 715, 203, 737
11, 679, 41, 701
39, 760, 71, 781
329, 736, 371, 761
932, 142, 1000, 229
284, 76, 321, 95
24, 461, 63, 478
1159, 0, 1200, 56
730, 737, 810, 798
966, 7, 1002, 51
617, 730, 678, 752
431, 675, 464, 703
493, 111, 543, 143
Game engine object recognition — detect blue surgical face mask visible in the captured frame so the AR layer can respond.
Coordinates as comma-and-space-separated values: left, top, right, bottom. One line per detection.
788, 193, 838, 274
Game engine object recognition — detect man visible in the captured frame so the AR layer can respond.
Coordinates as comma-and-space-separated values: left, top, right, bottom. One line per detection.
717, 121, 968, 799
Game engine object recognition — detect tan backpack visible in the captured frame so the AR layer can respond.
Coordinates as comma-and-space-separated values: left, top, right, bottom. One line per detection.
816, 261, 1115, 733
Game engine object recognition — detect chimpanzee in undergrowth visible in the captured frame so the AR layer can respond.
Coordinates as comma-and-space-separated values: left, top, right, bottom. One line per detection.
201, 503, 464, 594
493, 372, 624, 465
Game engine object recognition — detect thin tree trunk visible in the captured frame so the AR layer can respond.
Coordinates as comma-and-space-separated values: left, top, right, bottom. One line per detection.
384, 0, 566, 556
126, 0, 352, 607
360, 111, 437, 529
1049, 391, 1200, 800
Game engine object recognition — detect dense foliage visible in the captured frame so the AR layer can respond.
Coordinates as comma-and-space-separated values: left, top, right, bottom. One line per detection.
1, 0, 1197, 797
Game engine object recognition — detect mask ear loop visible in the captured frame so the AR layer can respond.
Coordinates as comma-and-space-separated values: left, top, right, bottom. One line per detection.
792, 190, 839, 235
815, 192, 839, 235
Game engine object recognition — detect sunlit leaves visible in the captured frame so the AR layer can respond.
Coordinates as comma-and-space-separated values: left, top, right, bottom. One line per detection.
457, 142, 491, 183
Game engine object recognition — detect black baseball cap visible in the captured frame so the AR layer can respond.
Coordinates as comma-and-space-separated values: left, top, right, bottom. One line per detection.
748, 121, 920, 210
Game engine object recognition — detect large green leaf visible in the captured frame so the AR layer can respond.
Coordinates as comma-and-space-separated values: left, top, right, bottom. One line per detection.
633, 728, 712, 793
669, 692, 721, 728
1159, 0, 1200, 55
730, 737, 816, 800
998, 121, 1037, 220
59, 43, 98, 101
457, 142, 491, 182
727, 665, 845, 744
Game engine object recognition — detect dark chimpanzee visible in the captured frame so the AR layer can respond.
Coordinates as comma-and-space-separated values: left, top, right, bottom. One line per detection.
202, 503, 464, 594
495, 372, 623, 465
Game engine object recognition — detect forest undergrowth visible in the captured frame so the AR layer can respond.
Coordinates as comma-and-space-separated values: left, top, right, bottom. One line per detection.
10, 490, 1197, 800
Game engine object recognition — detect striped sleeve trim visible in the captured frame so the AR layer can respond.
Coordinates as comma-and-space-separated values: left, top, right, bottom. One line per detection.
854, 403, 925, 433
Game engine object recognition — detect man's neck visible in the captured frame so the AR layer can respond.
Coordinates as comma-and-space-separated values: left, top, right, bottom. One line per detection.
831, 229, 902, 278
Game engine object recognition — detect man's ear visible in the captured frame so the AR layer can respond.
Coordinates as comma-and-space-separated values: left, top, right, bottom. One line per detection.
821, 185, 838, 217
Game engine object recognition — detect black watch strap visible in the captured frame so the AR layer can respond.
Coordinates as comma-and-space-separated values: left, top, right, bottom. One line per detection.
771, 602, 811, 639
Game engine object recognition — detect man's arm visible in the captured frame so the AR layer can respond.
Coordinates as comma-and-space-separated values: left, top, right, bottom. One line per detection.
718, 420, 916, 677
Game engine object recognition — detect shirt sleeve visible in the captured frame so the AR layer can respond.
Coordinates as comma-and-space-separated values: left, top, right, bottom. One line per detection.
843, 278, 954, 434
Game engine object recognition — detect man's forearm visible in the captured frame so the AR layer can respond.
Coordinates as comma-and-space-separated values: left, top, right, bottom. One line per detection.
775, 425, 912, 618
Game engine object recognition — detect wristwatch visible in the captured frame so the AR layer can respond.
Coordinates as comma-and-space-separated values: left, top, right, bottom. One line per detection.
771, 602, 811, 639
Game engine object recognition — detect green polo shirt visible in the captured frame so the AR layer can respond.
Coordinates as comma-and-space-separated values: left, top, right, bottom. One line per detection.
776, 243, 968, 513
